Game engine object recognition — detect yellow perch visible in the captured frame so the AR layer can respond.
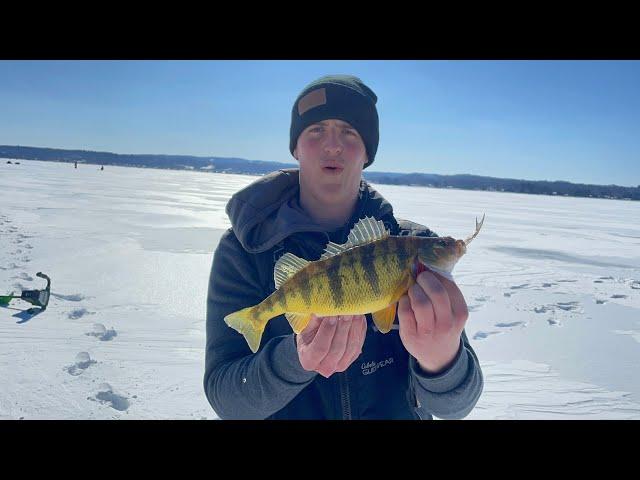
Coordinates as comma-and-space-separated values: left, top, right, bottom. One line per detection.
224, 215, 485, 353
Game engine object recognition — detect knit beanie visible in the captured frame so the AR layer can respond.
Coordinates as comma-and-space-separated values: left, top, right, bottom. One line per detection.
289, 74, 379, 169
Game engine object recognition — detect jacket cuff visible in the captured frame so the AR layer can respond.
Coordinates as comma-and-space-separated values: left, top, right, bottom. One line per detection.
270, 334, 318, 385
409, 338, 469, 393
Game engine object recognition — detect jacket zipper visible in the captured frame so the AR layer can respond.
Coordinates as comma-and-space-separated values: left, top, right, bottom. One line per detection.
409, 370, 423, 419
338, 371, 352, 420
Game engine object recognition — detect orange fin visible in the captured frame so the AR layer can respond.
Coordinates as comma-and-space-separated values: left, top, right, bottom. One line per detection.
371, 303, 398, 334
285, 312, 313, 334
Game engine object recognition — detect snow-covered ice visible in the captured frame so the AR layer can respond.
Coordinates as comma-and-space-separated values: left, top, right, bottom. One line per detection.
1, 159, 639, 419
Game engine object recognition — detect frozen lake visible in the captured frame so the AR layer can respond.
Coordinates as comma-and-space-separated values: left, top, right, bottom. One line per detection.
1, 159, 639, 419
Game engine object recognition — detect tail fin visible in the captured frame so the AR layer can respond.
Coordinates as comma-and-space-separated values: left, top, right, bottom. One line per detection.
224, 306, 267, 354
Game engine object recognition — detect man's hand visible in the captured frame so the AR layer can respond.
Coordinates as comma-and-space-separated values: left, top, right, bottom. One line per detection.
398, 269, 469, 374
296, 314, 367, 378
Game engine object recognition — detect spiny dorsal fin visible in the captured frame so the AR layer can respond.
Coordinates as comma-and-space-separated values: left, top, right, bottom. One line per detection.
320, 216, 390, 261
274, 252, 310, 289
347, 216, 390, 247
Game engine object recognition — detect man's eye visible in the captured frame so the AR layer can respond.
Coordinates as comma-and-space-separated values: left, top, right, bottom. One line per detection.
344, 129, 357, 136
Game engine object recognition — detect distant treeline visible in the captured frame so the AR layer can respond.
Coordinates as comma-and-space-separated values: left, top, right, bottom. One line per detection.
0, 145, 294, 175
2, 145, 638, 201
362, 172, 640, 201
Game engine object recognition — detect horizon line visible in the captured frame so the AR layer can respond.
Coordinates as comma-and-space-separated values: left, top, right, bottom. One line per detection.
0, 143, 637, 190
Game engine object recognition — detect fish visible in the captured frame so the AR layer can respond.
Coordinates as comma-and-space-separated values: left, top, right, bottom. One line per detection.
224, 214, 485, 353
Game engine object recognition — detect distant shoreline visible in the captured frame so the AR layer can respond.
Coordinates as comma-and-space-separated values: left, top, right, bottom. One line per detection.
1, 145, 638, 202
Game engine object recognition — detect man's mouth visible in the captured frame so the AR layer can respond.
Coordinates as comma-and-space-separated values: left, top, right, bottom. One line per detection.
322, 165, 344, 174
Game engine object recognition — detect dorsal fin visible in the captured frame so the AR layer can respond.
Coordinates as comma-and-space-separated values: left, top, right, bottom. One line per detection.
320, 216, 390, 261
274, 252, 310, 289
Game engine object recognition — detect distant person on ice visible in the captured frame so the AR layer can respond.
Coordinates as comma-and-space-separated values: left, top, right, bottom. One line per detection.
204, 75, 484, 419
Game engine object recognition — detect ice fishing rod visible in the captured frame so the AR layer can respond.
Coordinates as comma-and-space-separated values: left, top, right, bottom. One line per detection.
0, 272, 51, 311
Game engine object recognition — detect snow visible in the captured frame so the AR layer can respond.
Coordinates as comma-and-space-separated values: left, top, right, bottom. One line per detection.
377, 183, 640, 419
1, 159, 639, 419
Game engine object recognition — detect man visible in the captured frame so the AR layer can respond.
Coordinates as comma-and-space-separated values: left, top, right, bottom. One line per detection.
204, 74, 483, 419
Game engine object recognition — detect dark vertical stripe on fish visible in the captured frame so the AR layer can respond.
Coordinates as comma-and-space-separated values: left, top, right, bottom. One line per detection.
377, 238, 389, 259
326, 254, 345, 308
395, 237, 408, 272
373, 241, 389, 292
260, 295, 275, 319
298, 268, 313, 308
381, 238, 401, 277
352, 247, 364, 285
359, 243, 381, 296
275, 285, 288, 311
251, 305, 262, 325
343, 249, 361, 288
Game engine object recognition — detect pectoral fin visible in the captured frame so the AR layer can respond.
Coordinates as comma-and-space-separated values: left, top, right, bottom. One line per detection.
371, 303, 398, 334
285, 312, 313, 334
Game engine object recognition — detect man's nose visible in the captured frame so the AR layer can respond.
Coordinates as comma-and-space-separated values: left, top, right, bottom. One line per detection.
323, 128, 343, 155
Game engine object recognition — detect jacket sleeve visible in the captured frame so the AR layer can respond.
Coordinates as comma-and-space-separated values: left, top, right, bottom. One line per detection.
203, 229, 317, 419
409, 329, 484, 419
395, 218, 484, 419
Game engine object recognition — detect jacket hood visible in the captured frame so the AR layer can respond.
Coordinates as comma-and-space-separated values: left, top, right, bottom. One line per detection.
225, 168, 395, 253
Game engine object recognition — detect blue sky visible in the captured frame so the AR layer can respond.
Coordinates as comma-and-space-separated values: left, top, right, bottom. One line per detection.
0, 60, 638, 187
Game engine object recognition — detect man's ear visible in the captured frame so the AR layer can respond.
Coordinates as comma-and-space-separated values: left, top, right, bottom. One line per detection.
293, 148, 299, 161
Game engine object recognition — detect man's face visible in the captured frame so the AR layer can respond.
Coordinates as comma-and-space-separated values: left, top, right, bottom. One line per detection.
293, 119, 367, 202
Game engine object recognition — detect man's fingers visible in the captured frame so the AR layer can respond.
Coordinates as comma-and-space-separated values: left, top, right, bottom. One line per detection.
360, 314, 368, 340
408, 283, 435, 335
416, 270, 451, 326
347, 315, 367, 366
337, 316, 360, 369
299, 314, 370, 377
343, 347, 362, 372
298, 313, 323, 344
435, 274, 469, 323
398, 294, 417, 337
304, 315, 338, 364
316, 316, 351, 376
335, 316, 366, 372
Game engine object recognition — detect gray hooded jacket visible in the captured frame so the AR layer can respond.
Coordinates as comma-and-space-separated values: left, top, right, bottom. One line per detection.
204, 168, 483, 419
